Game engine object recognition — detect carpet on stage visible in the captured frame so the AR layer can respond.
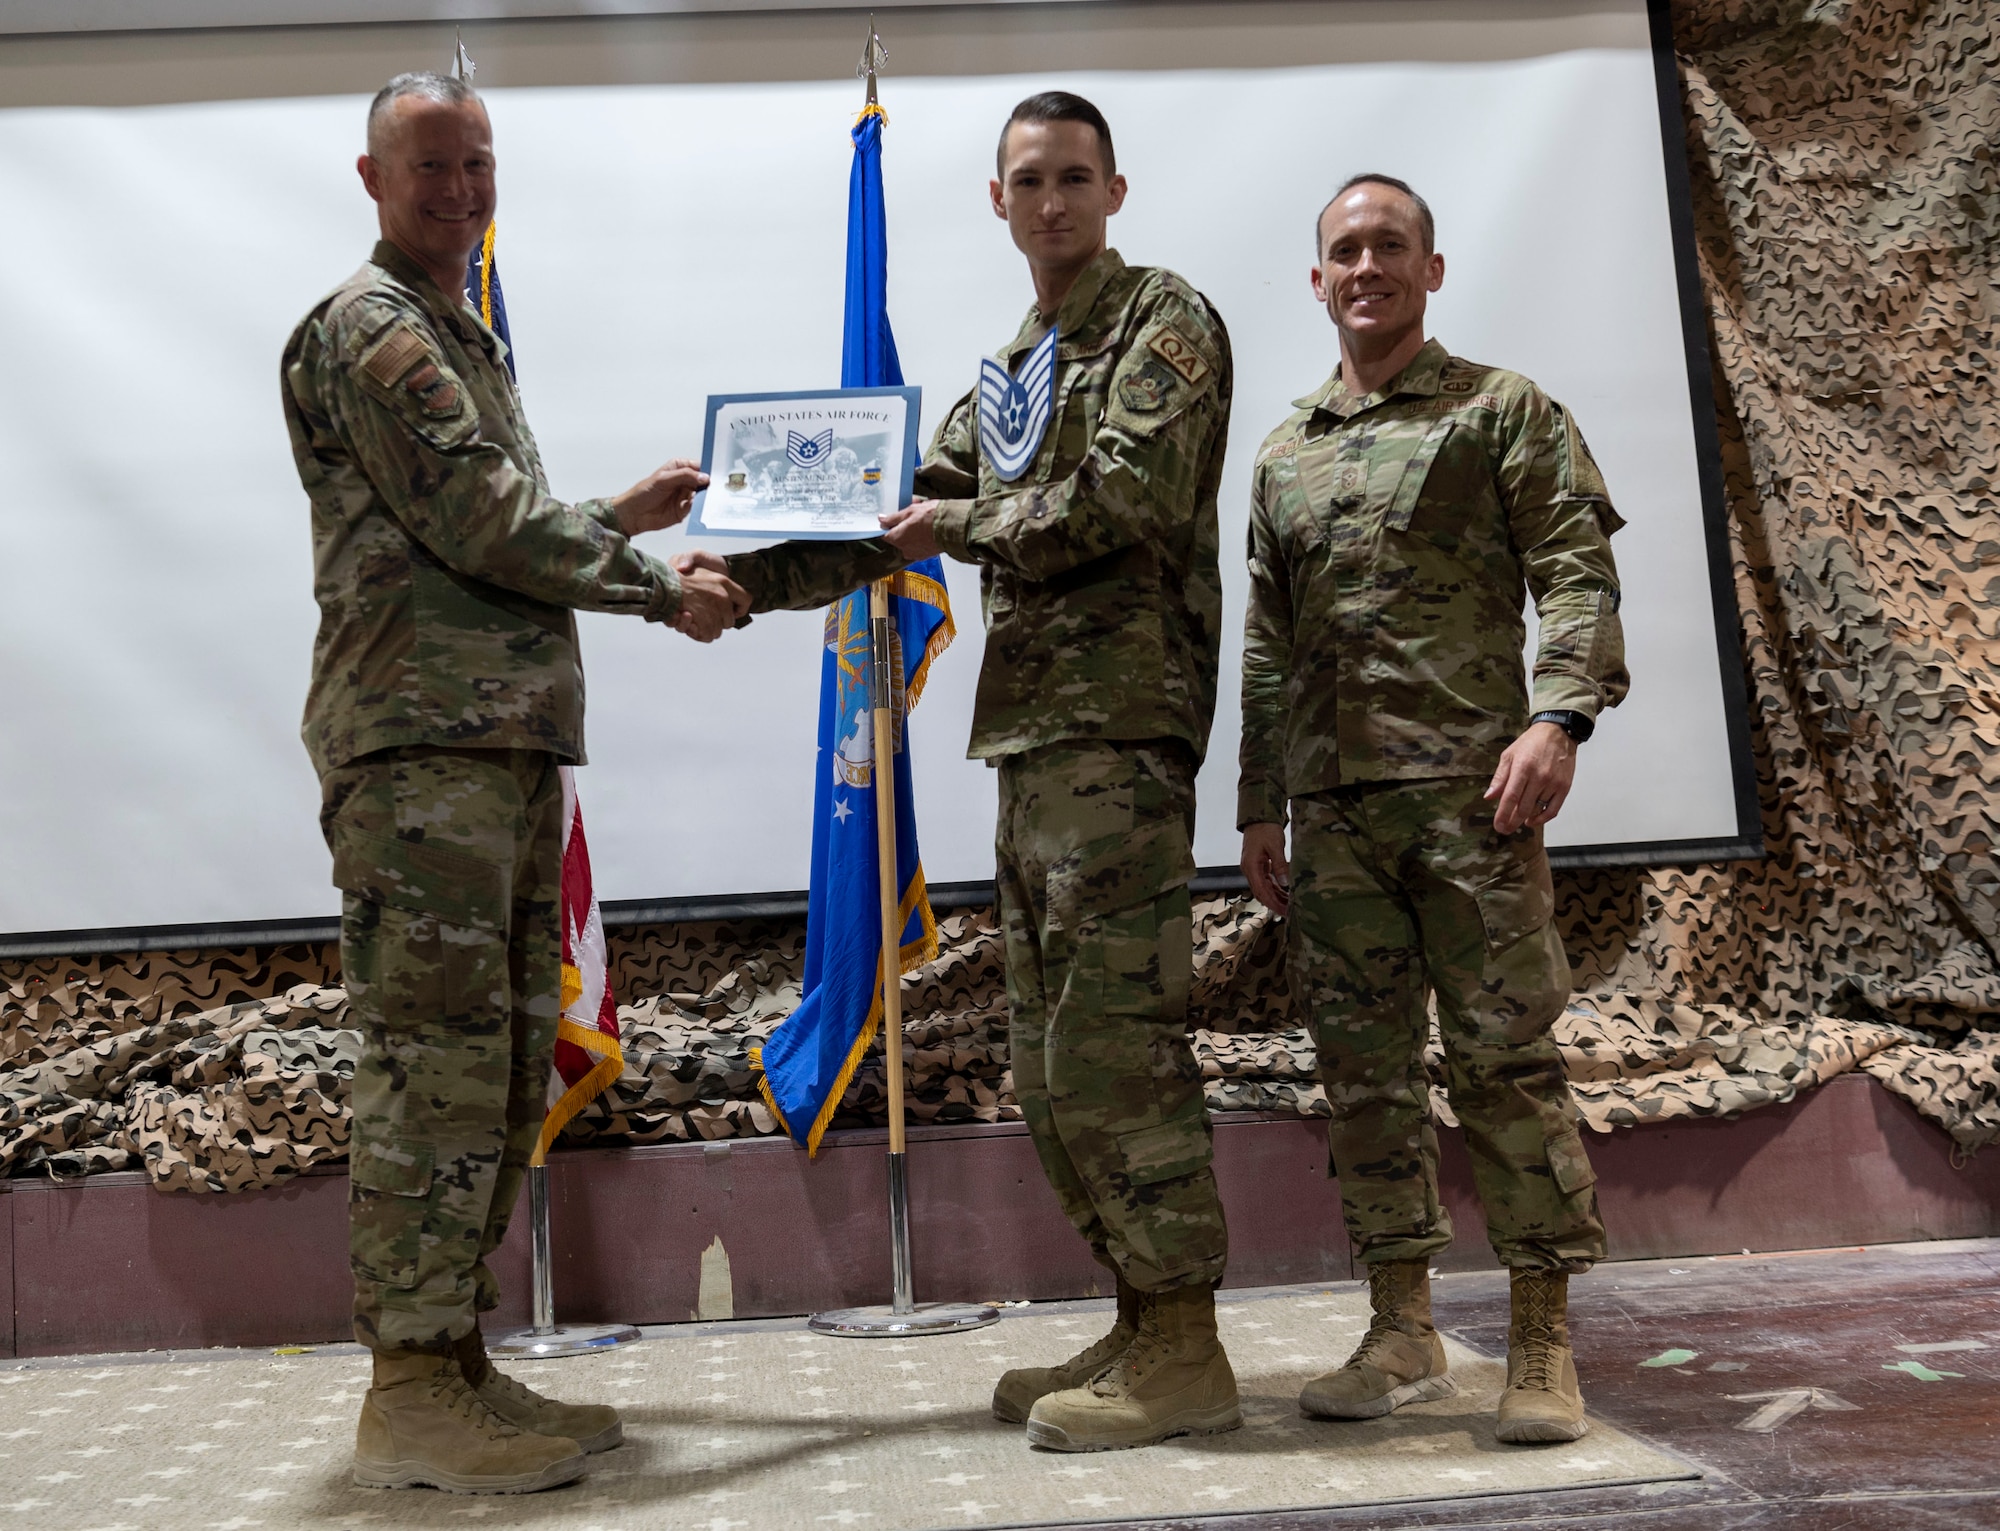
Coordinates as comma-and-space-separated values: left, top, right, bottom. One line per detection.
0, 1286, 1695, 1529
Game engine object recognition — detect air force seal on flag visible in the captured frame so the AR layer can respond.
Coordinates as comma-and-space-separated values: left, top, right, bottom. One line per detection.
978, 326, 1059, 482
787, 427, 835, 469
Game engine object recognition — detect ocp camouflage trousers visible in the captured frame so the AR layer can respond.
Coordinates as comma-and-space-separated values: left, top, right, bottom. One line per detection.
318, 745, 564, 1353
997, 740, 1228, 1293
1288, 776, 1605, 1271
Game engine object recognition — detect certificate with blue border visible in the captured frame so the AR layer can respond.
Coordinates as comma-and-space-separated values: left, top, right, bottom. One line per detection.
688, 386, 922, 540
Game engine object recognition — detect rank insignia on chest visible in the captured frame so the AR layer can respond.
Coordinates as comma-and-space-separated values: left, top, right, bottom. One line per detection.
979, 325, 1059, 482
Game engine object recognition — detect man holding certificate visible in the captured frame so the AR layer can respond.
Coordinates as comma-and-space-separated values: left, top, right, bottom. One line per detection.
282, 71, 744, 1495
689, 91, 1237, 1452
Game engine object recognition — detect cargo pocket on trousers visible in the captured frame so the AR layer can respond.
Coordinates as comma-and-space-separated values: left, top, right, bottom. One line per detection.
349, 1137, 435, 1286
1546, 1125, 1597, 1199
1047, 811, 1194, 1027
1117, 1118, 1214, 1187
1471, 858, 1556, 951
331, 826, 509, 933
332, 824, 510, 1029
1046, 813, 1194, 939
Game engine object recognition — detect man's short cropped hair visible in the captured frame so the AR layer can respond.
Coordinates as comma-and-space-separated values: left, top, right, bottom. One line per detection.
1314, 173, 1435, 257
366, 71, 482, 155
997, 91, 1116, 178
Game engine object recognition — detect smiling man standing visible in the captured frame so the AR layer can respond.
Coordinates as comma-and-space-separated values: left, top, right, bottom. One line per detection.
1237, 175, 1628, 1443
696, 92, 1238, 1451
281, 72, 741, 1494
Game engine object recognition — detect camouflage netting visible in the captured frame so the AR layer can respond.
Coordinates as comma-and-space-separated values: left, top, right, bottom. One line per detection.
2, 0, 1996, 1188
3, 890, 1992, 1189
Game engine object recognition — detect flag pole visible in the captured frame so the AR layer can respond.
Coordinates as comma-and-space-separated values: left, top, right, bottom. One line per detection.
808, 575, 996, 1337
448, 34, 638, 1362
869, 577, 915, 1315
803, 18, 996, 1341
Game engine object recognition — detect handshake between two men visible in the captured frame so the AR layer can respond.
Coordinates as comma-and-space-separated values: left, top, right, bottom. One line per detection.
616, 455, 946, 643
604, 458, 746, 642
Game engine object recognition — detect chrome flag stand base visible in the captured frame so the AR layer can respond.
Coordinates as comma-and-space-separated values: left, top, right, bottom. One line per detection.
809, 581, 999, 1342
809, 1151, 997, 1336
810, 1302, 1000, 1337
488, 1162, 642, 1359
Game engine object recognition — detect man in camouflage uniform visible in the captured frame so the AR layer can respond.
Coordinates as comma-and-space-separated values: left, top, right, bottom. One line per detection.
1237, 175, 1628, 1444
694, 93, 1239, 1451
281, 72, 744, 1494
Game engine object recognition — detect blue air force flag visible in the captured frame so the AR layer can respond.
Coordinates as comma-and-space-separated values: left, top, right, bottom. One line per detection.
978, 326, 1058, 481
752, 100, 955, 1155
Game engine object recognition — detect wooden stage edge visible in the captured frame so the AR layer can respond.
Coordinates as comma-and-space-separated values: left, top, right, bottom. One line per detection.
5, 1072, 1996, 1359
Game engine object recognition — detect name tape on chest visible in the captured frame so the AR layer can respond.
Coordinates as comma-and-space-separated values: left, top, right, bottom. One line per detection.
979, 325, 1059, 482
1145, 324, 1212, 388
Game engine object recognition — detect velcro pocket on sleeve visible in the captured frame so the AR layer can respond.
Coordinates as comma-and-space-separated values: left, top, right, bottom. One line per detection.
332, 826, 510, 932
1045, 812, 1195, 938
1545, 1125, 1597, 1197
351, 1136, 435, 1198
1470, 857, 1555, 952
1117, 1118, 1214, 1188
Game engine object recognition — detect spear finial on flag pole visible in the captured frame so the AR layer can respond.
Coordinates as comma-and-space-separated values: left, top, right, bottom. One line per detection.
857, 14, 886, 107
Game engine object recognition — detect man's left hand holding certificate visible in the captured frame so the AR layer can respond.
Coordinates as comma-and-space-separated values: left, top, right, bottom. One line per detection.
689, 387, 923, 540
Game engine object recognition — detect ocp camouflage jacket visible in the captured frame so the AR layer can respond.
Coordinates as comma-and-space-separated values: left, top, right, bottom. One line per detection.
1237, 339, 1628, 827
282, 239, 683, 775
726, 248, 1232, 763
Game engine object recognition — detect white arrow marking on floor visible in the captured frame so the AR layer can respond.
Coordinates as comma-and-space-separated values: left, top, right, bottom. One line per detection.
1727, 1388, 1860, 1432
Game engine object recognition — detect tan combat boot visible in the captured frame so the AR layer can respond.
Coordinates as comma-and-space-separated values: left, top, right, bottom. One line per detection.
1299, 1258, 1457, 1419
993, 1275, 1143, 1423
1495, 1268, 1590, 1443
352, 1349, 587, 1494
1025, 1283, 1242, 1451
454, 1328, 625, 1453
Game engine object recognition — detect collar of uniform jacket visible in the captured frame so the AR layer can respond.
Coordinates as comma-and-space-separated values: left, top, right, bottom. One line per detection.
1003, 247, 1127, 363
369, 238, 511, 372
1297, 335, 1451, 420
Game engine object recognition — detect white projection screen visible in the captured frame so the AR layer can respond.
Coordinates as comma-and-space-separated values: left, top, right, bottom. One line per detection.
0, 0, 1758, 950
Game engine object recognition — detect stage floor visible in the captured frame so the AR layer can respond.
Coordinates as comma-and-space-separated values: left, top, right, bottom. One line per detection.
0, 1240, 1993, 1530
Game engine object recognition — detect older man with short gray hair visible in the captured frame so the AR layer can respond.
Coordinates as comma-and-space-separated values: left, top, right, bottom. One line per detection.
281, 72, 742, 1494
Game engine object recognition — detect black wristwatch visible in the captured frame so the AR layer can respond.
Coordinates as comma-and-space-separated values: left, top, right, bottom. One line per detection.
1530, 709, 1594, 743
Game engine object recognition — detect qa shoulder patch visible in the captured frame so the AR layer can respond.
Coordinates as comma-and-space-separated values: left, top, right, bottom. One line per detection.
1146, 324, 1212, 388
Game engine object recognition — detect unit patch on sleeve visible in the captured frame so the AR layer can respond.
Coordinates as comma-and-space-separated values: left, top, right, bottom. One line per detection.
403, 362, 461, 418
1117, 357, 1181, 414
1146, 325, 1212, 388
